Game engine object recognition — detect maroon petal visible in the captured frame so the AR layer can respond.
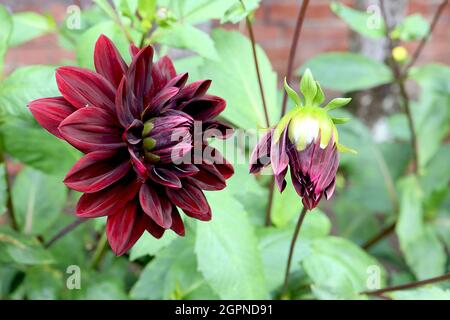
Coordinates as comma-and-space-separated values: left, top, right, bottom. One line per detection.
106, 201, 138, 256
270, 128, 289, 176
148, 166, 182, 189
170, 206, 185, 236
56, 66, 116, 113
76, 175, 140, 217
116, 77, 141, 127
170, 163, 199, 177
201, 146, 234, 180
127, 46, 154, 103
203, 120, 234, 140
143, 213, 165, 239
64, 150, 130, 193
166, 72, 188, 89
143, 86, 180, 117
59, 107, 125, 153
28, 97, 77, 139
166, 183, 210, 218
128, 147, 148, 180
275, 166, 288, 192
188, 163, 226, 190
183, 205, 212, 222
129, 43, 140, 57
324, 178, 336, 200
176, 80, 211, 102
148, 55, 176, 97
181, 95, 226, 121
250, 129, 273, 174
139, 183, 172, 228
94, 34, 127, 88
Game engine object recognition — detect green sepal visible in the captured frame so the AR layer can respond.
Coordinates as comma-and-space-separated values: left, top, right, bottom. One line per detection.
273, 107, 299, 143
300, 68, 317, 106
332, 117, 351, 124
283, 77, 302, 107
337, 143, 357, 154
312, 81, 325, 106
324, 97, 352, 111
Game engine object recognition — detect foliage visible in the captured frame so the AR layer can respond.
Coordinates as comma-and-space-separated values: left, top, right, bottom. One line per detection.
0, 0, 448, 301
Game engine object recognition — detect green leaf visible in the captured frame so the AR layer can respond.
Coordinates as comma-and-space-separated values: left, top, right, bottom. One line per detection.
271, 176, 303, 228
137, 0, 157, 19
283, 77, 302, 106
0, 5, 12, 76
93, 0, 117, 20
129, 231, 177, 261
388, 287, 450, 300
330, 2, 385, 39
332, 117, 351, 124
300, 52, 393, 92
131, 237, 216, 299
300, 69, 317, 106
196, 191, 267, 299
259, 210, 331, 292
76, 21, 131, 70
302, 236, 386, 299
9, 12, 56, 47
24, 265, 63, 299
391, 14, 429, 41
421, 144, 450, 195
1, 120, 80, 177
155, 23, 218, 60
324, 97, 352, 111
13, 167, 67, 236
158, 0, 234, 24
0, 227, 53, 265
0, 65, 59, 120
222, 0, 261, 24
198, 29, 278, 128
396, 175, 446, 279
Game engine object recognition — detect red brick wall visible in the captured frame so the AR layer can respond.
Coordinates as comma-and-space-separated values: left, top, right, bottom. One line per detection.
3, 0, 450, 77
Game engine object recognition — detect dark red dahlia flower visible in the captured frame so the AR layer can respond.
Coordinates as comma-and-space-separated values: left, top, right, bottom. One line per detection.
250, 69, 354, 210
29, 35, 233, 255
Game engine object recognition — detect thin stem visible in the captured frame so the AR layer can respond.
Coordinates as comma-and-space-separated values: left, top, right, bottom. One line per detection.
240, 0, 270, 128
282, 207, 308, 295
90, 232, 109, 270
44, 218, 86, 248
362, 221, 396, 250
403, 0, 449, 73
112, 3, 135, 45
363, 272, 450, 296
280, 0, 310, 117
380, 0, 419, 172
0, 139, 17, 230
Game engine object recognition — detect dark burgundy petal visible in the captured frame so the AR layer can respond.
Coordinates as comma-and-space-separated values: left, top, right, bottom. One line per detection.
270, 128, 289, 176
181, 95, 225, 121
129, 43, 140, 57
170, 206, 185, 236
59, 107, 125, 153
166, 72, 188, 89
106, 201, 138, 256
28, 97, 77, 139
56, 66, 116, 112
200, 146, 234, 180
139, 183, 172, 228
64, 150, 130, 193
148, 166, 182, 188
176, 80, 211, 102
166, 183, 210, 218
324, 178, 336, 200
124, 119, 144, 145
128, 147, 148, 180
203, 120, 234, 140
143, 86, 180, 117
275, 166, 288, 192
152, 142, 192, 164
127, 45, 154, 102
148, 56, 176, 97
76, 175, 140, 217
188, 163, 226, 191
182, 205, 212, 222
249, 129, 273, 174
116, 77, 141, 127
170, 163, 199, 177
143, 213, 165, 239
94, 34, 127, 88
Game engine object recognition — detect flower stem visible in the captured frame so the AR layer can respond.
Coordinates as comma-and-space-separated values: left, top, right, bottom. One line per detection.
90, 232, 109, 270
403, 0, 449, 72
282, 207, 308, 295
362, 272, 450, 296
0, 138, 17, 230
44, 218, 86, 248
240, 0, 270, 128
362, 221, 396, 250
280, 0, 310, 117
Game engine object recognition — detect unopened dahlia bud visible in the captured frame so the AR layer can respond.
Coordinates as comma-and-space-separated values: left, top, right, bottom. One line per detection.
250, 69, 355, 209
